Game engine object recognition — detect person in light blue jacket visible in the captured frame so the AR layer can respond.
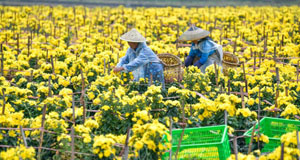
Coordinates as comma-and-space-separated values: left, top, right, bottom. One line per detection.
113, 28, 165, 88
179, 26, 223, 73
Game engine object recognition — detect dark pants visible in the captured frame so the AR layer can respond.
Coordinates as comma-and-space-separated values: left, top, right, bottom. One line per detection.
145, 62, 165, 88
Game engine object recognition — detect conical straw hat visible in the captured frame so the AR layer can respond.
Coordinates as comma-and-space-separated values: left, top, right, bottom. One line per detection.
120, 28, 147, 42
178, 26, 210, 41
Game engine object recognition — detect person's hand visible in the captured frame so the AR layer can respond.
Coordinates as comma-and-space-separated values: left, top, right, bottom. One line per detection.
184, 56, 194, 67
113, 67, 124, 73
193, 61, 202, 68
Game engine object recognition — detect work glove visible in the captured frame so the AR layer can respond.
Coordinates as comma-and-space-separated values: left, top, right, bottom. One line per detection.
193, 60, 202, 68
184, 56, 194, 67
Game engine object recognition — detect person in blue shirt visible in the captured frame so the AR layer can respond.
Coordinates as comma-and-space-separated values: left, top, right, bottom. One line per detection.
179, 26, 223, 73
113, 28, 165, 88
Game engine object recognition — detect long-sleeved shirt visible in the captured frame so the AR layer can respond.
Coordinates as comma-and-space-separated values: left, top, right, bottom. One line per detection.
189, 37, 218, 65
116, 42, 162, 82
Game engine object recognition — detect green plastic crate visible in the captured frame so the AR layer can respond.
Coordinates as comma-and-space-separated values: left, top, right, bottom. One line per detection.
162, 125, 230, 160
244, 117, 300, 153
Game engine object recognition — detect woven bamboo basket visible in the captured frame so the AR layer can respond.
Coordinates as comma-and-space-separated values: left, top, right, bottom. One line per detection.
222, 52, 240, 75
158, 53, 184, 83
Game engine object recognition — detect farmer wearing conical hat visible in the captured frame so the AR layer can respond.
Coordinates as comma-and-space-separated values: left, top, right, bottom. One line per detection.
179, 25, 223, 73
113, 28, 165, 87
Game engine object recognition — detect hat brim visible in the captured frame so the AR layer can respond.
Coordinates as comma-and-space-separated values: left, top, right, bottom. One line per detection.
119, 28, 147, 42
120, 37, 147, 42
178, 30, 210, 42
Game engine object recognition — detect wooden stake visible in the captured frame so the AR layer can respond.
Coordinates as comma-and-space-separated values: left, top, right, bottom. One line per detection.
242, 62, 246, 81
263, 26, 265, 38
285, 86, 288, 97
274, 47, 277, 62
224, 110, 228, 126
5, 34, 8, 45
296, 130, 300, 160
177, 23, 179, 39
20, 126, 28, 148
240, 86, 245, 108
80, 70, 86, 123
2, 88, 5, 115
48, 77, 52, 97
144, 24, 147, 37
72, 94, 76, 125
38, 104, 47, 160
50, 55, 55, 74
1, 43, 3, 76
275, 89, 279, 109
108, 62, 111, 75
247, 122, 257, 154
227, 79, 231, 95
17, 33, 20, 55
175, 127, 185, 160
259, 52, 262, 68
257, 88, 261, 149
280, 143, 284, 160
30, 30, 33, 47
242, 62, 248, 93
169, 117, 173, 160
175, 100, 186, 160
117, 52, 119, 63
276, 67, 280, 87
71, 126, 75, 160
75, 26, 78, 39
103, 58, 106, 75
67, 26, 70, 40
150, 73, 153, 85
297, 61, 299, 83
214, 62, 218, 86
122, 128, 131, 160
45, 50, 49, 63
245, 82, 249, 95
30, 70, 33, 82
264, 33, 268, 53
233, 39, 237, 53
219, 29, 222, 44
54, 26, 56, 38
234, 137, 238, 160
281, 34, 284, 49
254, 52, 256, 72
27, 36, 30, 56
157, 27, 160, 41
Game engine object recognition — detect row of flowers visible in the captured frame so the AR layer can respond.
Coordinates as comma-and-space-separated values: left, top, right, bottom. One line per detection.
0, 5, 299, 160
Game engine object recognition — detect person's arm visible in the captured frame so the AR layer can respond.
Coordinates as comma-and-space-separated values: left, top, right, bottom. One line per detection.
194, 40, 216, 67
116, 50, 130, 67
114, 50, 130, 73
122, 50, 149, 72
184, 45, 196, 67
196, 49, 215, 66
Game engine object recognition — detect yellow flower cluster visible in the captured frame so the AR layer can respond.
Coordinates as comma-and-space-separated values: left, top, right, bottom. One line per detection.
253, 133, 269, 144
132, 110, 152, 125
193, 98, 217, 121
0, 145, 36, 160
236, 108, 257, 118
280, 104, 300, 119
260, 131, 300, 160
0, 109, 23, 127
62, 107, 83, 119
93, 134, 118, 159
129, 120, 170, 157
215, 94, 240, 116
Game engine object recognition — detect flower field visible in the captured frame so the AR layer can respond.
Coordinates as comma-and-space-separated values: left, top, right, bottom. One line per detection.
0, 5, 300, 160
